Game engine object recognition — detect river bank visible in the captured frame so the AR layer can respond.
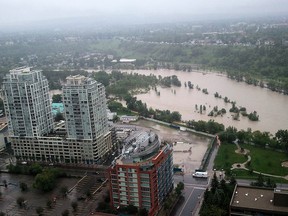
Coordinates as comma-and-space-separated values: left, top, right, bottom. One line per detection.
49, 68, 288, 134
130, 69, 288, 134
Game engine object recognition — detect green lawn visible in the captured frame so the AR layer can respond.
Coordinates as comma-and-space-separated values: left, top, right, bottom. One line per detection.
241, 144, 288, 176
214, 142, 247, 170
214, 142, 288, 182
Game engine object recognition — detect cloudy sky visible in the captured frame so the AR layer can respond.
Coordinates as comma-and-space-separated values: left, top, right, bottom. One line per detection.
0, 0, 288, 26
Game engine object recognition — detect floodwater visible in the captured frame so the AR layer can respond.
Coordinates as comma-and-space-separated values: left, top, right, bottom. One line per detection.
0, 173, 78, 215
131, 119, 211, 174
130, 69, 288, 134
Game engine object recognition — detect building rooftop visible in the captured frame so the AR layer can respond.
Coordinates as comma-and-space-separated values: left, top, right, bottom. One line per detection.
9, 67, 31, 74
115, 130, 161, 165
230, 185, 288, 214
65, 75, 96, 86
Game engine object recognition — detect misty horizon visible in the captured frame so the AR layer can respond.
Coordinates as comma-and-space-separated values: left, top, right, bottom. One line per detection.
1, 0, 288, 31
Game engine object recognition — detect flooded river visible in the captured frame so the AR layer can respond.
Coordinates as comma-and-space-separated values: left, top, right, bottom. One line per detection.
51, 69, 288, 134
131, 69, 288, 134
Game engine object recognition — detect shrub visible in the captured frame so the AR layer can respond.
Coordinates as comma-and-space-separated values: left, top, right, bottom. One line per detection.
19, 182, 28, 192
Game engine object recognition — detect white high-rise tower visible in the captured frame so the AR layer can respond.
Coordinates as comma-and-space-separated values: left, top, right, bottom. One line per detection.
3, 67, 53, 137
63, 75, 111, 162
63, 75, 109, 140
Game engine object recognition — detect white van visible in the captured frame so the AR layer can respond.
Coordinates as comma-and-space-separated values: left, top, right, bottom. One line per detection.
192, 171, 208, 178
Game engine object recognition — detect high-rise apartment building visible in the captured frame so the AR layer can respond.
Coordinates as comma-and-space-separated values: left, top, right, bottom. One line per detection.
108, 131, 173, 216
63, 75, 109, 140
63, 75, 112, 162
3, 67, 53, 137
2, 68, 112, 164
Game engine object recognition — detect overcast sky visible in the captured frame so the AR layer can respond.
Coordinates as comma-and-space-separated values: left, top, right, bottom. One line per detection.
1, 0, 288, 27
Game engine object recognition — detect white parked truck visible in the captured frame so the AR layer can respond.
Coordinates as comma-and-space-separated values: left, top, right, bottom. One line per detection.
192, 171, 208, 178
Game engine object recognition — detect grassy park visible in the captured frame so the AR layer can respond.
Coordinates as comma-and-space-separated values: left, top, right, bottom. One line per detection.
241, 144, 288, 176
213, 142, 246, 170
214, 142, 288, 182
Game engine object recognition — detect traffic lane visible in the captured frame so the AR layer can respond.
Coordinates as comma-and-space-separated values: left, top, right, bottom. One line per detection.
173, 186, 205, 216
174, 187, 205, 216
174, 174, 209, 186
181, 188, 205, 216
190, 188, 205, 216
172, 186, 194, 216
189, 175, 209, 185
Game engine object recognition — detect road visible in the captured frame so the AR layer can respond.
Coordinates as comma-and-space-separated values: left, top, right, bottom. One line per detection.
171, 142, 219, 216
173, 174, 207, 216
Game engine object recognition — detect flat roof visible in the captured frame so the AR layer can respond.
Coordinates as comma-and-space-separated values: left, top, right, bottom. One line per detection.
231, 185, 288, 214
115, 130, 160, 165
9, 67, 31, 74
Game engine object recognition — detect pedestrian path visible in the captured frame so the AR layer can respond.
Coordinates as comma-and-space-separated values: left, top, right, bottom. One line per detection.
231, 142, 288, 180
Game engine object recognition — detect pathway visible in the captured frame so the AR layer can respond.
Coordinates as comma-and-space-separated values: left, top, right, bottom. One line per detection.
231, 142, 288, 180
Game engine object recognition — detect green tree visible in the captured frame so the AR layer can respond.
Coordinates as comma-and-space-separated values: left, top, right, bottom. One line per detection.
3, 179, 7, 188
60, 186, 68, 197
171, 111, 181, 122
219, 126, 237, 143
275, 129, 288, 152
29, 163, 43, 176
86, 190, 92, 198
248, 111, 259, 121
19, 182, 28, 192
16, 197, 25, 208
211, 172, 219, 193
252, 173, 264, 187
52, 94, 62, 103
71, 201, 78, 212
54, 112, 65, 122
36, 206, 44, 216
94, 71, 110, 87
46, 199, 53, 209
175, 181, 184, 196
61, 209, 69, 216
126, 204, 138, 214
33, 169, 57, 192
97, 202, 108, 211
229, 176, 237, 185
138, 208, 148, 216
108, 101, 123, 112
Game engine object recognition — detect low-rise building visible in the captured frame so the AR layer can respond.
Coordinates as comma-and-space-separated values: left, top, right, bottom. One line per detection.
230, 185, 288, 215
120, 115, 138, 123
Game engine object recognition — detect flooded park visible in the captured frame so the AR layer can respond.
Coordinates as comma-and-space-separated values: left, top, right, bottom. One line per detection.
0, 172, 79, 216
0, 164, 108, 215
